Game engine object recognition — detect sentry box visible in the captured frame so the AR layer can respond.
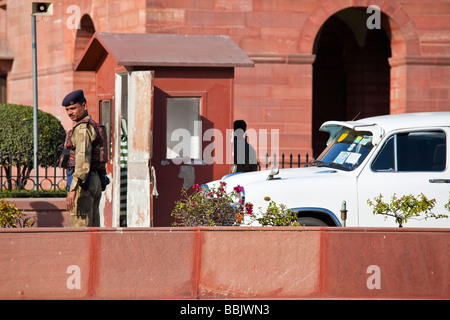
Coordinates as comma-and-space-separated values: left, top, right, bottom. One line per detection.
76, 33, 253, 227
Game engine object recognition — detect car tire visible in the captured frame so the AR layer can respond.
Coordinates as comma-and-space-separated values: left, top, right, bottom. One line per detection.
297, 217, 329, 226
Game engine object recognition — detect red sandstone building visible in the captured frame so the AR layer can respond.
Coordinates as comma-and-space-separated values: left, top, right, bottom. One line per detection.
0, 1, 449, 226
1, 0, 449, 156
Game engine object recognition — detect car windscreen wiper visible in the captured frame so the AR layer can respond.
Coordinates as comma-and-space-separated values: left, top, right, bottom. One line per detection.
305, 160, 324, 167
313, 160, 350, 171
310, 160, 325, 166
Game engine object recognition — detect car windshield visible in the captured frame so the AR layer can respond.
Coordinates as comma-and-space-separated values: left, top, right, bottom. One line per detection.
313, 127, 375, 171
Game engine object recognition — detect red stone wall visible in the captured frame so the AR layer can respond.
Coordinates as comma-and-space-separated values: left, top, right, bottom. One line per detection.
0, 227, 448, 299
7, 198, 69, 227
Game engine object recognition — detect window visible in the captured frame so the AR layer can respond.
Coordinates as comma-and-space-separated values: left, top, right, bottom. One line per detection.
99, 99, 112, 159
166, 97, 201, 160
314, 127, 375, 171
371, 136, 394, 171
372, 131, 446, 172
0, 75, 6, 104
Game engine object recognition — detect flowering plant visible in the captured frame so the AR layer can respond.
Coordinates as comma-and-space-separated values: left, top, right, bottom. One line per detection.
252, 201, 302, 226
0, 199, 35, 228
171, 181, 253, 227
367, 193, 448, 228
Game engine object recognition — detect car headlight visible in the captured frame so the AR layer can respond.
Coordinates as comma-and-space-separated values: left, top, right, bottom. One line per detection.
238, 188, 245, 205
232, 186, 245, 206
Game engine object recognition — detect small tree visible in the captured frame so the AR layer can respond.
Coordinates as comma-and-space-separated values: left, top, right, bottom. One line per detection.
367, 193, 448, 227
0, 103, 66, 189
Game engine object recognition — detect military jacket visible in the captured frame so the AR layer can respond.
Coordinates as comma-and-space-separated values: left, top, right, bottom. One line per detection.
68, 115, 98, 191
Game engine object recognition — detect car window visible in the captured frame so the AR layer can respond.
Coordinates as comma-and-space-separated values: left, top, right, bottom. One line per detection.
315, 128, 374, 171
372, 136, 394, 171
372, 130, 446, 172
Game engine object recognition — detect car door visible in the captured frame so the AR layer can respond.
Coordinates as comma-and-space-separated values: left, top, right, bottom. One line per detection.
357, 128, 450, 228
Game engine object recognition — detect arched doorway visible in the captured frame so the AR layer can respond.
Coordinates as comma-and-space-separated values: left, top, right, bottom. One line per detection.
73, 14, 96, 119
312, 8, 391, 158
74, 15, 95, 62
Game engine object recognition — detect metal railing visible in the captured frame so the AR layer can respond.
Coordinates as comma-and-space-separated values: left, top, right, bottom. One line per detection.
1, 150, 312, 192
0, 151, 67, 193
259, 153, 311, 170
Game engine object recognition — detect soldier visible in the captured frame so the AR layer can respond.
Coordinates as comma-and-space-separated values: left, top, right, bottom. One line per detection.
60, 89, 108, 227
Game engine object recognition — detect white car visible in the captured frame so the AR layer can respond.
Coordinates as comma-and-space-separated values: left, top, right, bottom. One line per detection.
209, 112, 450, 228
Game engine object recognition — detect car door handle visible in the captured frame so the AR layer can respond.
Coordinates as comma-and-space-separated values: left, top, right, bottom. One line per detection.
429, 179, 450, 183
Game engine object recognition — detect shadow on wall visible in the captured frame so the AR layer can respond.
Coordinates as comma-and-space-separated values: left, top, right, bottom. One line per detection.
11, 198, 69, 227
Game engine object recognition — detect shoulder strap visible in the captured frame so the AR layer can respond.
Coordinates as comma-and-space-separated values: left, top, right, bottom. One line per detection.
74, 117, 98, 128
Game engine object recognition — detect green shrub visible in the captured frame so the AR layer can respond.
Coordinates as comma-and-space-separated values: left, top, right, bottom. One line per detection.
252, 201, 302, 226
0, 199, 35, 228
171, 182, 302, 227
0, 103, 66, 189
0, 103, 66, 164
0, 189, 67, 198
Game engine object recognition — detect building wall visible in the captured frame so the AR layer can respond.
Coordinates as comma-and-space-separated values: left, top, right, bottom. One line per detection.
1, 0, 449, 157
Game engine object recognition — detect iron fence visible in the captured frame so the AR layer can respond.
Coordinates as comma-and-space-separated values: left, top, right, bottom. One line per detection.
259, 153, 311, 170
0, 150, 312, 192
0, 151, 67, 193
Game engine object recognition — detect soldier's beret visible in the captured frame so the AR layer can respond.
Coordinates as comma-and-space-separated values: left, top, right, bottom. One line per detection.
62, 89, 86, 107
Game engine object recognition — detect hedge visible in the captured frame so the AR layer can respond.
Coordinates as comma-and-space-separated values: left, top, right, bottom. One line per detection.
0, 103, 66, 167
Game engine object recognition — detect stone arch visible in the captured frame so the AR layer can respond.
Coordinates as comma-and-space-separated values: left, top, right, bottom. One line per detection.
311, 6, 393, 157
303, 1, 422, 156
299, 0, 420, 57
74, 14, 96, 63
73, 14, 96, 117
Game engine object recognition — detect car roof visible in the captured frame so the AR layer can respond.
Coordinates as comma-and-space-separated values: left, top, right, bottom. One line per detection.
351, 112, 450, 133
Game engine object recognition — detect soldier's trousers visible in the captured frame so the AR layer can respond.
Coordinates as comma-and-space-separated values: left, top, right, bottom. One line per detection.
69, 171, 102, 227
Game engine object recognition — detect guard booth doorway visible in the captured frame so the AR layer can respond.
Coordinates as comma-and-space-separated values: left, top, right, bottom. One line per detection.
117, 69, 253, 228
116, 69, 232, 227
151, 67, 238, 226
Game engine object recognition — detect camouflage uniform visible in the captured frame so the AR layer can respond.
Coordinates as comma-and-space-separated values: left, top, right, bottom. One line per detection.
68, 115, 102, 227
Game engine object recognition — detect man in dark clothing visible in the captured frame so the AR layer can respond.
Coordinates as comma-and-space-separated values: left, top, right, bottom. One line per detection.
233, 120, 258, 172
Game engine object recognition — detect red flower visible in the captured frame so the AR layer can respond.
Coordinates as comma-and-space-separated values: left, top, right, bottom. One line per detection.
245, 203, 253, 215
